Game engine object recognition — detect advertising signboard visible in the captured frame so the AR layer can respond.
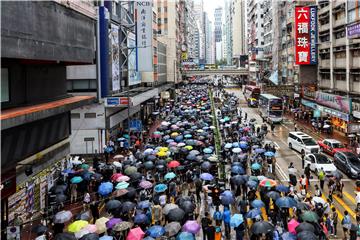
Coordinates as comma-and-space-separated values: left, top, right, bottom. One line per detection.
347, 22, 360, 39
136, 0, 153, 72
128, 32, 141, 86
295, 6, 318, 65
110, 24, 120, 91
105, 97, 131, 107
315, 91, 352, 113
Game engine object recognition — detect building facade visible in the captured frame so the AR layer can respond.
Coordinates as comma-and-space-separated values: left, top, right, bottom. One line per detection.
232, 0, 247, 67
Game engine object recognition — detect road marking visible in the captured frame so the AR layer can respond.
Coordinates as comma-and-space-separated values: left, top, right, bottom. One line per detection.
273, 142, 280, 150
333, 194, 356, 219
275, 163, 289, 181
322, 194, 344, 220
343, 191, 356, 205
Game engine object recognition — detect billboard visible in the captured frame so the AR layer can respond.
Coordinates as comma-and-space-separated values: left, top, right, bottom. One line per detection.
315, 91, 352, 113
347, 22, 360, 39
128, 32, 141, 86
295, 6, 317, 65
110, 24, 120, 91
136, 0, 153, 72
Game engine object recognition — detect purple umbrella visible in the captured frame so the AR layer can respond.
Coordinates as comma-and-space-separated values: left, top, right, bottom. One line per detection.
106, 218, 122, 229
182, 220, 201, 234
200, 173, 214, 181
139, 180, 153, 189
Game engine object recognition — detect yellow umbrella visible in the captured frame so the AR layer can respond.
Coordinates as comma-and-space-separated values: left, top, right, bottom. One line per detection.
160, 147, 169, 152
196, 129, 204, 133
95, 217, 109, 234
184, 145, 193, 150
171, 132, 179, 137
68, 220, 89, 233
157, 151, 167, 157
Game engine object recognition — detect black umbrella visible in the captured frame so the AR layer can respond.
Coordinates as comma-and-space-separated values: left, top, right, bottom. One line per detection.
231, 175, 248, 185
144, 161, 154, 170
296, 202, 311, 211
176, 196, 192, 205
75, 211, 91, 221
130, 172, 142, 181
32, 225, 48, 235
56, 194, 67, 203
296, 231, 317, 240
179, 200, 195, 213
250, 221, 274, 235
121, 201, 136, 213
266, 191, 281, 200
106, 200, 122, 211
125, 187, 137, 199
79, 233, 99, 240
54, 233, 76, 240
296, 222, 315, 233
167, 208, 186, 222
156, 159, 167, 166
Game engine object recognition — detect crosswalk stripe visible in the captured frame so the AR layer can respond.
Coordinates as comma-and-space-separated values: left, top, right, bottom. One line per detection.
322, 194, 343, 220
333, 194, 356, 219
343, 191, 356, 205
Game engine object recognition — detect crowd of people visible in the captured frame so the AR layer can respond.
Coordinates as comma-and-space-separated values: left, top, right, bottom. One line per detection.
24, 82, 360, 240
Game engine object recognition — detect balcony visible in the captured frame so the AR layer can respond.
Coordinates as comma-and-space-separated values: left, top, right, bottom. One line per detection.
319, 79, 331, 88
333, 1, 346, 9
351, 81, 360, 93
320, 23, 330, 32
335, 80, 347, 91
334, 58, 346, 68
333, 17, 346, 28
318, 4, 330, 15
320, 59, 330, 68
334, 37, 346, 47
352, 56, 360, 68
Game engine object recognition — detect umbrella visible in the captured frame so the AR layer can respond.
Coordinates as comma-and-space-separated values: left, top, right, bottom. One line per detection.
115, 182, 129, 190
275, 197, 297, 208
231, 165, 245, 174
138, 200, 151, 209
186, 154, 197, 161
232, 147, 242, 153
168, 208, 185, 222
300, 211, 319, 223
144, 149, 154, 155
54, 233, 76, 240
179, 201, 195, 213
99, 236, 112, 240
32, 225, 48, 235
312, 196, 326, 205
164, 172, 177, 180
165, 222, 181, 236
95, 217, 109, 234
254, 148, 265, 154
231, 175, 248, 185
281, 232, 296, 240
106, 218, 122, 229
127, 227, 145, 240
146, 225, 165, 238
124, 166, 137, 175
246, 180, 258, 189
75, 211, 92, 221
200, 161, 211, 171
246, 208, 261, 219
98, 182, 113, 196
297, 202, 311, 211
130, 172, 142, 181
200, 173, 214, 181
251, 199, 265, 208
84, 224, 97, 233
182, 220, 201, 234
80, 164, 90, 170
266, 191, 281, 200
176, 232, 195, 240
139, 180, 153, 189
230, 214, 244, 228
71, 176, 83, 184
134, 214, 147, 224
224, 143, 233, 149
276, 185, 289, 193
259, 179, 277, 187
68, 220, 89, 233
220, 190, 235, 205
80, 233, 99, 240
250, 221, 274, 235
184, 134, 192, 139
111, 173, 123, 182
287, 219, 300, 235
144, 161, 154, 170
251, 163, 261, 170
121, 201, 136, 213
295, 222, 315, 233
203, 148, 213, 154
296, 231, 317, 240
163, 203, 179, 215
54, 185, 67, 194
332, 170, 343, 179
168, 161, 181, 168
154, 183, 168, 193
112, 189, 128, 197
113, 221, 133, 232
54, 210, 73, 224
264, 151, 275, 157
189, 150, 200, 156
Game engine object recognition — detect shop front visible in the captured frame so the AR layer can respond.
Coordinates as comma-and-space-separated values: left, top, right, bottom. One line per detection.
316, 105, 350, 133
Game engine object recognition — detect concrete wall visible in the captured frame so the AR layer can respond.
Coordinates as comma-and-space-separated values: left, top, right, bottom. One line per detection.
1, 1, 95, 63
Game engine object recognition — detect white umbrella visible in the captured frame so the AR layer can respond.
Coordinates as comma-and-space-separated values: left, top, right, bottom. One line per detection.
232, 148, 242, 153
113, 155, 124, 159
54, 210, 73, 224
144, 149, 154, 155
312, 197, 326, 205
113, 161, 122, 168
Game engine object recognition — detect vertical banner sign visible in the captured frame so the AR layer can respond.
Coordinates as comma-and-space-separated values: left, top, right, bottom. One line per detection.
136, 0, 153, 72
295, 6, 317, 65
110, 24, 120, 91
128, 32, 141, 85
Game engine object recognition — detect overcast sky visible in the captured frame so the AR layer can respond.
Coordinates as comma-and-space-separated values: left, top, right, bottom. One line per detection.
203, 0, 225, 23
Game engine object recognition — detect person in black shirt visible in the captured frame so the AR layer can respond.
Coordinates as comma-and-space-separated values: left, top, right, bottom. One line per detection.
304, 164, 311, 188
201, 212, 211, 240
206, 223, 216, 240
90, 194, 100, 224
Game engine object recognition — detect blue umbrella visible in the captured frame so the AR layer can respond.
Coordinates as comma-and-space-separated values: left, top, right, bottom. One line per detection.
220, 190, 235, 205
247, 180, 258, 189
166, 139, 175, 143
275, 197, 297, 208
154, 183, 168, 193
105, 146, 114, 153
246, 208, 262, 219
255, 148, 266, 154
276, 185, 290, 193
239, 142, 248, 149
232, 142, 240, 148
175, 136, 184, 142
200, 173, 214, 181
231, 165, 245, 175
147, 225, 165, 238
203, 148, 213, 154
230, 214, 244, 228
63, 169, 75, 174
70, 176, 83, 184
251, 163, 262, 170
264, 151, 275, 157
98, 182, 113, 196
138, 200, 151, 209
134, 213, 148, 224
251, 199, 265, 208
82, 172, 93, 181
164, 172, 177, 180
224, 143, 233, 149
186, 155, 197, 161
176, 232, 195, 240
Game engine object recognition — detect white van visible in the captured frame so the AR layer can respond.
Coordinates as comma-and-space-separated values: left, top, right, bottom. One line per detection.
288, 131, 320, 155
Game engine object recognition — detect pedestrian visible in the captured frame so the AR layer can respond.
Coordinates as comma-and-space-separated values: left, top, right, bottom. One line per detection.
299, 175, 307, 195
70, 183, 77, 203
301, 151, 305, 169
90, 195, 100, 224
223, 206, 231, 239
294, 123, 297, 131
206, 222, 216, 240
270, 122, 275, 134
83, 192, 90, 210
213, 206, 223, 226
318, 167, 325, 190
342, 210, 352, 239
304, 164, 311, 188
234, 222, 245, 240
314, 184, 322, 197
201, 212, 211, 240
244, 112, 248, 121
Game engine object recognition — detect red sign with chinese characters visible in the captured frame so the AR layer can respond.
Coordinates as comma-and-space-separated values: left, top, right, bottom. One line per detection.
295, 6, 310, 65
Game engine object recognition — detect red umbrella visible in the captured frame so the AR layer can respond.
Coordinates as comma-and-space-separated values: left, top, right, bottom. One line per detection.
111, 173, 124, 182
167, 161, 180, 168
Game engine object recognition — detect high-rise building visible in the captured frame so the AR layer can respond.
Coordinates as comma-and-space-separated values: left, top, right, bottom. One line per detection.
224, 0, 233, 65
184, 0, 198, 61
193, 0, 205, 62
232, 0, 247, 67
203, 12, 215, 64
214, 7, 223, 42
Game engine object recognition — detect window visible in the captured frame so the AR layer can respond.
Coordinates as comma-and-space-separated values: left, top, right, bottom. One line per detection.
84, 113, 97, 118
335, 74, 346, 81
71, 113, 81, 119
164, 18, 168, 24
164, 7, 167, 12
353, 50, 360, 57
335, 51, 346, 58
335, 30, 345, 39
1, 68, 9, 102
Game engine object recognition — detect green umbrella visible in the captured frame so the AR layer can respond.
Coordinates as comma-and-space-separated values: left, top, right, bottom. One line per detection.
301, 211, 319, 222
124, 166, 137, 175
80, 164, 89, 170
116, 181, 130, 190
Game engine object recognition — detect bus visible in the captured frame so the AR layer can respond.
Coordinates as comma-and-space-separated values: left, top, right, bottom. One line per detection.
243, 85, 261, 100
258, 94, 283, 123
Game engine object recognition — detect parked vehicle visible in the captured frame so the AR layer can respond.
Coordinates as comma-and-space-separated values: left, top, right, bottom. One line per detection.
334, 151, 360, 179
304, 153, 337, 175
288, 132, 320, 155
318, 139, 351, 156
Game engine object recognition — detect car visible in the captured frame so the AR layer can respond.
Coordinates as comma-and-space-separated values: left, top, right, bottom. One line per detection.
304, 153, 337, 175
317, 139, 351, 156
334, 151, 360, 179
288, 132, 320, 155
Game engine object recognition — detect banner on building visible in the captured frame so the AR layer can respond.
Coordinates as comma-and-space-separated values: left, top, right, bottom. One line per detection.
105, 97, 132, 107
295, 6, 317, 65
128, 32, 141, 86
315, 91, 352, 113
347, 22, 360, 39
136, 0, 153, 72
110, 24, 120, 91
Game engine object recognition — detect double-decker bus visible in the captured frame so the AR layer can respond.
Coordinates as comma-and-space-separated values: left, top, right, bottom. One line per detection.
258, 94, 283, 123
243, 85, 261, 100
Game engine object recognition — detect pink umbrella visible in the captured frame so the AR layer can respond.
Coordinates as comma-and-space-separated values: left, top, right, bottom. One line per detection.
126, 227, 145, 240
139, 180, 153, 189
111, 173, 123, 182
84, 224, 97, 233
116, 175, 130, 182
287, 218, 299, 234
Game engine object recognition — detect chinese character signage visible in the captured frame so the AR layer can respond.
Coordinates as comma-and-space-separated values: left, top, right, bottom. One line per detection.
136, 0, 153, 72
128, 32, 141, 86
315, 91, 352, 113
347, 22, 360, 39
295, 6, 318, 65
